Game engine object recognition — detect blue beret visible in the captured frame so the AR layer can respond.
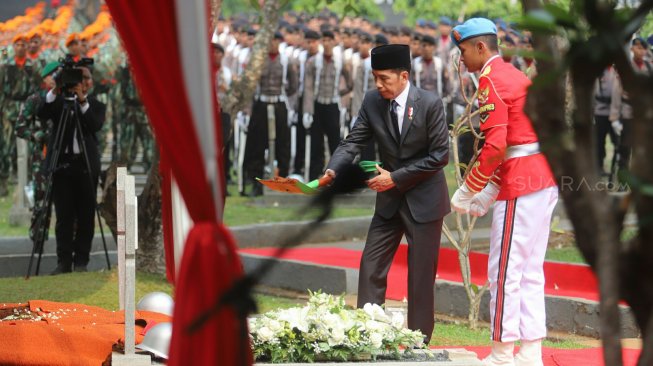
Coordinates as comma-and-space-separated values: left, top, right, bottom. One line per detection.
632, 37, 648, 48
451, 17, 497, 47
439, 16, 452, 26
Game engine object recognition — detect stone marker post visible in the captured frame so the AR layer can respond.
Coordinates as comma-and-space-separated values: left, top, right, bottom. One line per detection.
117, 167, 126, 310
124, 174, 137, 354
112, 172, 150, 365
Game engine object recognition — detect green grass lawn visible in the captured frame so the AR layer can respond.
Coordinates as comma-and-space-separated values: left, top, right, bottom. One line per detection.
0, 269, 300, 314
0, 186, 34, 237
223, 193, 373, 227
545, 246, 586, 264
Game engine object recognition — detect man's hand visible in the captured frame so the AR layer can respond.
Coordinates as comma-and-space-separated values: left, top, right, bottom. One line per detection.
302, 113, 313, 130
73, 83, 84, 101
469, 183, 500, 217
366, 164, 395, 192
611, 120, 623, 136
451, 184, 476, 214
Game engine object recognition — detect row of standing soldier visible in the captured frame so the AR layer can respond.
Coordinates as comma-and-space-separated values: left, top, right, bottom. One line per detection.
214, 15, 541, 197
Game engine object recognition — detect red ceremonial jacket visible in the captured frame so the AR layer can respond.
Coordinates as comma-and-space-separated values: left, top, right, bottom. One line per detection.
465, 56, 556, 200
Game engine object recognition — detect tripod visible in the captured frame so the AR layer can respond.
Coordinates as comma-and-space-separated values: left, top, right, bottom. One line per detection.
26, 93, 111, 278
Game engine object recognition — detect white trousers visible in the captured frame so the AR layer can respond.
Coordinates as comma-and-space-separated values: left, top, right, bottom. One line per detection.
488, 186, 558, 342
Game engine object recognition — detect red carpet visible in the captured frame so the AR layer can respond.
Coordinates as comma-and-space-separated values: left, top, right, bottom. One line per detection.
454, 346, 640, 366
240, 245, 600, 302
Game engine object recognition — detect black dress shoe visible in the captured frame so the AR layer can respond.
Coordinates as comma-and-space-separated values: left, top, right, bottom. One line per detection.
248, 184, 263, 197
73, 265, 88, 272
50, 264, 72, 275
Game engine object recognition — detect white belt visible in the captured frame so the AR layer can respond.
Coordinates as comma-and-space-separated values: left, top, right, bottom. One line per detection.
256, 94, 286, 103
316, 96, 339, 105
505, 142, 540, 160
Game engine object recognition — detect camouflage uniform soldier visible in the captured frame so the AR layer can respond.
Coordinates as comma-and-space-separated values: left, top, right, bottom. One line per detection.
119, 62, 153, 172
15, 62, 58, 240
0, 35, 40, 195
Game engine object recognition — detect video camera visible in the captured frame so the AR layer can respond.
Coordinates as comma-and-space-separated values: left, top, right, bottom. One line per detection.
52, 54, 94, 92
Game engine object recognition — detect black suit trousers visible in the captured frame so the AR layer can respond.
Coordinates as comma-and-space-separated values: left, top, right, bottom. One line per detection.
357, 198, 443, 341
53, 155, 99, 267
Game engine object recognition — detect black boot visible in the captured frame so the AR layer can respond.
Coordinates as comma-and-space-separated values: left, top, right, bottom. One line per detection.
51, 263, 72, 275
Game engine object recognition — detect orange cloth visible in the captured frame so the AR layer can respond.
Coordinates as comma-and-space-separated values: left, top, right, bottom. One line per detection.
0, 300, 171, 366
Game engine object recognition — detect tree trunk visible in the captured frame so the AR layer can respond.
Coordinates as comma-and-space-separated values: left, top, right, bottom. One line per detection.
100, 150, 164, 274
223, 0, 283, 117
210, 0, 223, 35
519, 1, 653, 365
135, 149, 164, 274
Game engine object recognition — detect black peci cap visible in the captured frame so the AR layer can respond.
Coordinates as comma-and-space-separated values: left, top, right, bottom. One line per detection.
371, 44, 411, 71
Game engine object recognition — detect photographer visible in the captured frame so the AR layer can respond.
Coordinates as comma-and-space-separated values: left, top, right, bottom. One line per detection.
37, 65, 105, 275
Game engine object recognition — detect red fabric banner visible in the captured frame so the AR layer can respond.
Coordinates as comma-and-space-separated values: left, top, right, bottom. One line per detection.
105, 0, 247, 364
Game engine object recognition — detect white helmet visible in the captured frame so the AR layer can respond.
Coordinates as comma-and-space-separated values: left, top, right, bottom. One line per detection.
136, 322, 172, 359
136, 292, 174, 316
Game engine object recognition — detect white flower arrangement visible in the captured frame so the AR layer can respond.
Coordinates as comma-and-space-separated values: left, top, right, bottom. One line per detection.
249, 291, 426, 363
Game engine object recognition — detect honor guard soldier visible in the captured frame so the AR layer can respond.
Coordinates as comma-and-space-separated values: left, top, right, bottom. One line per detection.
0, 34, 40, 196
302, 30, 352, 180
609, 37, 652, 178
350, 31, 377, 161
15, 62, 58, 240
119, 62, 153, 172
290, 29, 320, 178
450, 18, 557, 366
593, 66, 618, 175
241, 31, 298, 196
412, 35, 447, 99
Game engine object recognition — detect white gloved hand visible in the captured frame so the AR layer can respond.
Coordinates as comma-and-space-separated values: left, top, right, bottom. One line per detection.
236, 111, 249, 131
451, 184, 476, 214
611, 120, 623, 136
303, 113, 313, 130
287, 109, 297, 127
469, 183, 500, 217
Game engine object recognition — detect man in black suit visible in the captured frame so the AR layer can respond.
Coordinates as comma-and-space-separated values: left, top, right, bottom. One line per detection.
38, 65, 105, 275
323, 44, 450, 342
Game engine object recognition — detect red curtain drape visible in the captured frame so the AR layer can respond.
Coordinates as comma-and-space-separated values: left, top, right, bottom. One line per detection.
105, 1, 248, 364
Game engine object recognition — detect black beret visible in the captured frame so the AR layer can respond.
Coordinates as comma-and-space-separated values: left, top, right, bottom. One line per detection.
503, 35, 516, 46
371, 44, 411, 71
358, 31, 374, 43
400, 26, 412, 37
412, 32, 423, 41
246, 28, 257, 36
421, 35, 436, 45
322, 30, 335, 39
374, 33, 389, 45
304, 30, 321, 40
274, 31, 284, 40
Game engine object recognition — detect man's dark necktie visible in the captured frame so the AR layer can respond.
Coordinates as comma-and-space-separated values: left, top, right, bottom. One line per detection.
390, 100, 400, 140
